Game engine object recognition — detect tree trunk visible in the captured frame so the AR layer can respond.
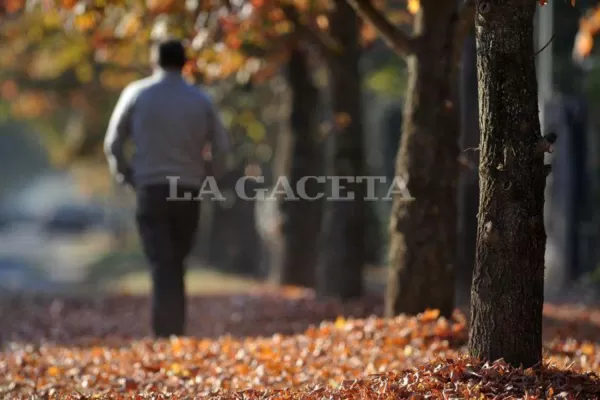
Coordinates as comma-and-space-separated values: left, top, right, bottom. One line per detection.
386, 2, 460, 317
208, 164, 261, 277
229, 172, 262, 277
456, 32, 479, 308
207, 187, 230, 271
193, 192, 213, 264
317, 0, 365, 299
269, 44, 323, 287
468, 0, 545, 368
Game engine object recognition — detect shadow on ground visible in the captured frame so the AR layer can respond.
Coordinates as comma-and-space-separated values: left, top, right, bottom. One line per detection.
2, 286, 600, 353
0, 291, 387, 348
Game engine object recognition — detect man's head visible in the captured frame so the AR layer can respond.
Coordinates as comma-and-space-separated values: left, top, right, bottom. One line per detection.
151, 39, 187, 71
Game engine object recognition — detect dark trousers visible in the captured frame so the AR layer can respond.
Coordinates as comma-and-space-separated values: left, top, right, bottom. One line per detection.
135, 184, 200, 337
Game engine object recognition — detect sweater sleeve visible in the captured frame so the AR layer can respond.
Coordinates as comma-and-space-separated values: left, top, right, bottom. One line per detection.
104, 85, 136, 184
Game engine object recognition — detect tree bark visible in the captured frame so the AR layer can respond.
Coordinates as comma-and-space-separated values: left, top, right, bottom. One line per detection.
268, 44, 323, 288
386, 1, 460, 317
317, 0, 365, 299
456, 32, 479, 308
208, 164, 261, 277
468, 0, 545, 368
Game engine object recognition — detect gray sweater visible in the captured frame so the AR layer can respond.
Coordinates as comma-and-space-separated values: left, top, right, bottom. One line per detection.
104, 69, 230, 188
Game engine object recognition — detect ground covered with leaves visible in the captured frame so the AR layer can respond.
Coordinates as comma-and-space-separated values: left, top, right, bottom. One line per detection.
1, 290, 600, 398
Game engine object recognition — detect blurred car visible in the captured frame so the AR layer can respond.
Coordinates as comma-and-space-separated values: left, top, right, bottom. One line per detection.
0, 258, 57, 292
42, 203, 106, 234
0, 204, 38, 230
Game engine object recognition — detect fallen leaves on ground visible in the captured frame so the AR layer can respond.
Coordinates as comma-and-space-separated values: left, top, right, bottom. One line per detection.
0, 290, 383, 342
0, 292, 600, 398
209, 357, 600, 400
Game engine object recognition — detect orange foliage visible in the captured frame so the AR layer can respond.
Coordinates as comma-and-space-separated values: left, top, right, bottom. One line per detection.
2, 0, 24, 13
61, 0, 77, 9
146, 0, 177, 14
10, 91, 54, 118
1, 293, 600, 398
0, 0, 408, 128
575, 31, 593, 59
0, 79, 18, 101
575, 5, 600, 60
407, 0, 419, 15
0, 0, 407, 93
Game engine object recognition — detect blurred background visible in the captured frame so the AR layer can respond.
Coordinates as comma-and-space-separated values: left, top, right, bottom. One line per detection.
0, 0, 600, 302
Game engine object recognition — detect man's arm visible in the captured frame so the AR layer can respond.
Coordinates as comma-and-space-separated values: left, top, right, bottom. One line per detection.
206, 99, 231, 180
104, 85, 136, 186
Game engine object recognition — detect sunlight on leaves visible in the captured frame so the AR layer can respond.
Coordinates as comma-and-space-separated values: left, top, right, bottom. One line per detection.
246, 120, 266, 142
365, 63, 407, 97
1, 295, 600, 398
407, 0, 419, 15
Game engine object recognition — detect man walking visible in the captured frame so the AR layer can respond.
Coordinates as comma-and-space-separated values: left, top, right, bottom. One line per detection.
104, 39, 230, 337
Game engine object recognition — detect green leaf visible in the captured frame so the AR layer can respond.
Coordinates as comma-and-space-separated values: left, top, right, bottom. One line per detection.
246, 120, 266, 143
365, 63, 407, 97
220, 108, 235, 128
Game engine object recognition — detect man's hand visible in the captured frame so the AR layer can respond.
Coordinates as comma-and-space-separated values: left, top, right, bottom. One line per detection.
117, 167, 135, 188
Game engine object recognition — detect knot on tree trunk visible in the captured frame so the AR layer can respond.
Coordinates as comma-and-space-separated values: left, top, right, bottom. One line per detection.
483, 220, 500, 245
478, 1, 491, 15
535, 132, 557, 155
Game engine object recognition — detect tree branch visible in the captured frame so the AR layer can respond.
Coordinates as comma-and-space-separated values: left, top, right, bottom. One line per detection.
346, 0, 415, 57
221, 0, 233, 10
280, 5, 343, 57
452, 0, 475, 65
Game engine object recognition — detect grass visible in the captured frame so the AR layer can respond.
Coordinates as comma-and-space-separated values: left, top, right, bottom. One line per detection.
83, 248, 266, 295
111, 264, 388, 296
82, 242, 389, 296
83, 248, 146, 284
112, 268, 265, 295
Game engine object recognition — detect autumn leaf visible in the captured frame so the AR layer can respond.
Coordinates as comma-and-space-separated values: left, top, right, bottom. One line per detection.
334, 112, 352, 129
115, 12, 142, 38
146, 0, 177, 14
420, 308, 441, 322
74, 12, 99, 31
334, 316, 346, 329
316, 15, 329, 30
3, 0, 24, 14
407, 0, 419, 15
61, 0, 77, 9
574, 31, 593, 58
0, 80, 18, 100
225, 34, 243, 50
580, 342, 595, 356
360, 22, 378, 46
1, 293, 600, 398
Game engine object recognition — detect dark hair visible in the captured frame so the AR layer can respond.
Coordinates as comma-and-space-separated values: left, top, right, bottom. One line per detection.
155, 39, 186, 70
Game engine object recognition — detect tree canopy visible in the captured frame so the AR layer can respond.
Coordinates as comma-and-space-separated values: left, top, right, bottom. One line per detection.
0, 0, 414, 164
574, 3, 600, 61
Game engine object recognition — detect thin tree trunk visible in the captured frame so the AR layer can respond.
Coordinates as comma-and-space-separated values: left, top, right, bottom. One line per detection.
456, 32, 479, 308
208, 165, 260, 277
229, 167, 261, 277
386, 2, 460, 317
317, 0, 365, 299
468, 0, 545, 368
257, 120, 290, 280
269, 44, 323, 287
